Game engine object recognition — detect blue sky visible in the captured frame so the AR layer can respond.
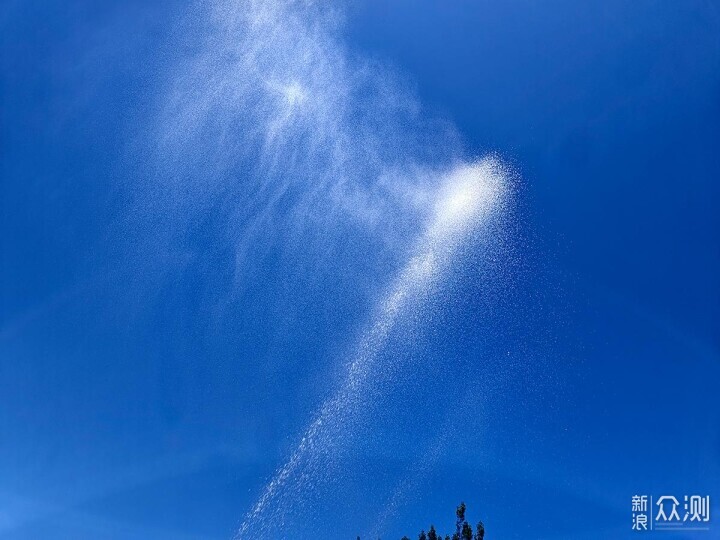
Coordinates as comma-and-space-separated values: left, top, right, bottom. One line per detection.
1, 1, 719, 539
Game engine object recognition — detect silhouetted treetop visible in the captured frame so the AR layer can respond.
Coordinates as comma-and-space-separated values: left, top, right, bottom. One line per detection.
356, 502, 486, 540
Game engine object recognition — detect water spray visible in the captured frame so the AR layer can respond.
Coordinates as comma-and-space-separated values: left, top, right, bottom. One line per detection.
237, 158, 508, 538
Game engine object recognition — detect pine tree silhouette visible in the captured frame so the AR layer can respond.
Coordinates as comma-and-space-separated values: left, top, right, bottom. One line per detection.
356, 502, 485, 540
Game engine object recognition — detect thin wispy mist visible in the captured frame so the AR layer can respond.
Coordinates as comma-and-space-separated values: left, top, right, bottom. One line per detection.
146, 0, 463, 263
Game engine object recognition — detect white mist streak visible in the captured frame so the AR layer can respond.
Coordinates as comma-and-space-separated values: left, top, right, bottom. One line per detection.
237, 160, 507, 538
151, 0, 459, 259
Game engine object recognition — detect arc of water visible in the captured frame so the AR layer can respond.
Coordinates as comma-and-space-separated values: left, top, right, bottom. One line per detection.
237, 159, 508, 538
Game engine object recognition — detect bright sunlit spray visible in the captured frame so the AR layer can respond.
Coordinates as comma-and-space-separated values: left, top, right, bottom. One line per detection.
236, 159, 508, 538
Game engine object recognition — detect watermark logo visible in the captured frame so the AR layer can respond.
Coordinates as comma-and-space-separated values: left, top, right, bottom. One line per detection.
632, 494, 711, 532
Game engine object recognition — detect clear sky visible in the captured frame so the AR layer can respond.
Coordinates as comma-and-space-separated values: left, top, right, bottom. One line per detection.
1, 1, 718, 539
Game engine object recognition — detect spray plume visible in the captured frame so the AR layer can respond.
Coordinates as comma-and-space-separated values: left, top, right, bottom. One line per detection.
143, 0, 512, 536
